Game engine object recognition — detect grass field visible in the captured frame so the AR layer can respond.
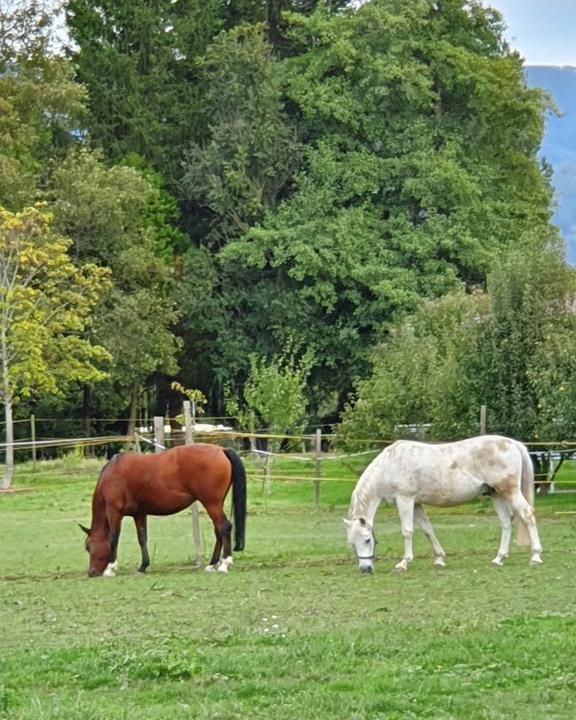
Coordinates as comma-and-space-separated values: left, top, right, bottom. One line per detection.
1, 452, 576, 719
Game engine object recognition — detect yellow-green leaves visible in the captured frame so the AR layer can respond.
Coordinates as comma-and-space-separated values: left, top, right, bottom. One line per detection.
0, 206, 111, 401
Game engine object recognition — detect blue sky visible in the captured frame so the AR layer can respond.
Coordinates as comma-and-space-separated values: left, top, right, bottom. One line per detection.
483, 0, 576, 66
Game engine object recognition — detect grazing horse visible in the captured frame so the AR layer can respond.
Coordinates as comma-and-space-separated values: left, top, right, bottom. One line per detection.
80, 444, 246, 577
344, 435, 542, 574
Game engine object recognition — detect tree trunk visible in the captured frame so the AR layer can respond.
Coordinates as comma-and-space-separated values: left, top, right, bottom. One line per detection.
126, 383, 140, 440
82, 384, 92, 435
1, 338, 14, 489
266, 0, 284, 51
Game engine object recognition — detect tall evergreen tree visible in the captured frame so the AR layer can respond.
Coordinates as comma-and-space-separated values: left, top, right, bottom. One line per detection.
0, 0, 86, 209
66, 0, 224, 178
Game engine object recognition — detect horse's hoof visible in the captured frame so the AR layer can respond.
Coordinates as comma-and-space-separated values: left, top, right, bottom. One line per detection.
103, 566, 116, 577
217, 558, 232, 573
394, 563, 408, 572
491, 558, 504, 567
433, 558, 446, 569
204, 564, 217, 573
529, 556, 543, 566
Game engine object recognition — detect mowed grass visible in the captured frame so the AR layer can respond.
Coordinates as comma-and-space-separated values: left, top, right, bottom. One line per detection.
1, 453, 576, 719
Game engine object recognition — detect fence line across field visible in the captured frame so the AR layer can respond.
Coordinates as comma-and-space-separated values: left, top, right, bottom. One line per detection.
4, 419, 576, 505
5, 428, 576, 460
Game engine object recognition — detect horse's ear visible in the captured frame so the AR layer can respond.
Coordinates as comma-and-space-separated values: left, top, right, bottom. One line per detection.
79, 523, 90, 536
342, 518, 352, 528
359, 517, 366, 526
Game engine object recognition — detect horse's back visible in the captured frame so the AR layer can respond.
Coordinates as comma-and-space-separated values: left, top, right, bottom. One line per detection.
386, 435, 523, 472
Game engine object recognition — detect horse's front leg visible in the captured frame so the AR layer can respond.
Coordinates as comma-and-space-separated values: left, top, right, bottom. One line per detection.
395, 496, 415, 571
134, 514, 150, 574
414, 504, 446, 568
104, 513, 122, 577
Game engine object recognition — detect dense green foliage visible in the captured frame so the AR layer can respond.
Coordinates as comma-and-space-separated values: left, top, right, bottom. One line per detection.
1, 0, 573, 443
339, 245, 576, 443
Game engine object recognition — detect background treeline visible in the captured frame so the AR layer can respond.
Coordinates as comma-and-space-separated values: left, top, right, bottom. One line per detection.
2, 0, 575, 454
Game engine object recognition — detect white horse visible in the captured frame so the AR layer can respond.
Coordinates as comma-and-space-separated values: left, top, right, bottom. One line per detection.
343, 435, 542, 573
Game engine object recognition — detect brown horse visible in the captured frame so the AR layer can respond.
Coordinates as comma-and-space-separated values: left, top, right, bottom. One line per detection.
80, 444, 246, 577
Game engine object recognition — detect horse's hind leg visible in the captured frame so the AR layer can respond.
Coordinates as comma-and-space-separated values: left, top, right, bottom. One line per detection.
508, 490, 543, 565
490, 496, 512, 566
204, 505, 233, 574
414, 504, 446, 568
217, 518, 233, 573
394, 495, 415, 571
134, 515, 150, 574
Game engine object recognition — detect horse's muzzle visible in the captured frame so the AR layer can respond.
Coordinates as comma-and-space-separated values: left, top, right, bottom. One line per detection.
88, 567, 103, 577
359, 563, 373, 574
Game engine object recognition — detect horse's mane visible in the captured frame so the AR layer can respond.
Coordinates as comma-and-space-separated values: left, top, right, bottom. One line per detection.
349, 472, 372, 518
95, 453, 121, 487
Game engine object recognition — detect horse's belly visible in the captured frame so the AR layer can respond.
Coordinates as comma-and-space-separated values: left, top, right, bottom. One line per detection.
126, 487, 193, 516
417, 477, 481, 507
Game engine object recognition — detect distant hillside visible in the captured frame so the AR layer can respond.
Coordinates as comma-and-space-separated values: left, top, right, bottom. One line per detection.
525, 66, 576, 262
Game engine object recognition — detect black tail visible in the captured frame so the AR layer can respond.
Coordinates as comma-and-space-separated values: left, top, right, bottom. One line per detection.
224, 448, 247, 551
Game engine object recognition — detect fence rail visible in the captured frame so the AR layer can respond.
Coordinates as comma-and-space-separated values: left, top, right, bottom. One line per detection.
3, 422, 576, 504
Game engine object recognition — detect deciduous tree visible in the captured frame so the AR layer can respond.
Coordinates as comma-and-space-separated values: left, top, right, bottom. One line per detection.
0, 206, 110, 488
48, 150, 183, 429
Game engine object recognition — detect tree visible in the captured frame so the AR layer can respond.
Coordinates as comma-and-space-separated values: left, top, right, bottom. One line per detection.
336, 289, 490, 445
473, 244, 576, 439
177, 25, 302, 407
180, 25, 302, 248
0, 1, 87, 209
0, 206, 110, 489
227, 345, 314, 448
48, 149, 183, 430
65, 0, 346, 179
65, 0, 227, 181
63, 0, 559, 422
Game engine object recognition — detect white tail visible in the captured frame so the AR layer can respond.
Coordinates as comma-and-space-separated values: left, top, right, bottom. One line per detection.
516, 442, 534, 546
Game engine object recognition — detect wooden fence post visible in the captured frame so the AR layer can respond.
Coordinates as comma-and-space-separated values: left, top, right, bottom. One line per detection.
183, 401, 202, 568
261, 452, 272, 496
480, 405, 487, 435
30, 414, 37, 470
183, 401, 193, 445
249, 411, 256, 457
153, 416, 165, 452
546, 449, 555, 496
314, 428, 322, 510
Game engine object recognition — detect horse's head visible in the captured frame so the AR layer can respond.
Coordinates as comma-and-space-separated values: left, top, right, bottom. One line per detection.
343, 517, 377, 574
79, 524, 111, 577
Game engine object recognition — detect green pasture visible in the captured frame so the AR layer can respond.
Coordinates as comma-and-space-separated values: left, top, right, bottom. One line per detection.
1, 453, 576, 719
